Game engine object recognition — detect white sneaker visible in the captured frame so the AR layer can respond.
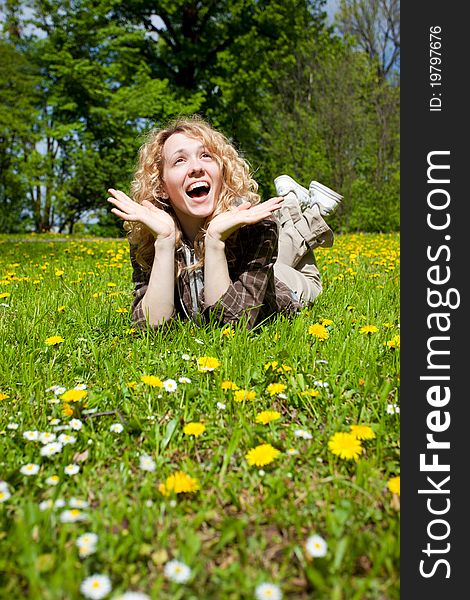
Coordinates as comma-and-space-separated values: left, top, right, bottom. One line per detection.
274, 175, 310, 208
309, 181, 343, 216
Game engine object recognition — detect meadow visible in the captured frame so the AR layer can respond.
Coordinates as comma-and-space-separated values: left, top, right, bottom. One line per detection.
0, 232, 400, 600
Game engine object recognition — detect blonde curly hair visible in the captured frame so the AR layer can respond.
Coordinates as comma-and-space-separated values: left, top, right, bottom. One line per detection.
126, 114, 260, 275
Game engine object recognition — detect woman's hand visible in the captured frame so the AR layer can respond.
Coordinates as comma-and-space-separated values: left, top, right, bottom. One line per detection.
206, 196, 284, 243
107, 188, 176, 240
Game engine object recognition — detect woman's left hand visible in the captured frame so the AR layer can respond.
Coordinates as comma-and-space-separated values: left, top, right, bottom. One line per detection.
206, 196, 284, 243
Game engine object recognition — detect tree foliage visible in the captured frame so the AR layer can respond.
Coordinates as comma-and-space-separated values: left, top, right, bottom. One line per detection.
0, 0, 399, 234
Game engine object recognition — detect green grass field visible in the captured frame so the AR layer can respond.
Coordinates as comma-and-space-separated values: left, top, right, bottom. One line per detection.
0, 232, 400, 600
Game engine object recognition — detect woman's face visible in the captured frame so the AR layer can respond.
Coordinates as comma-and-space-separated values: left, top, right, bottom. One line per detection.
162, 132, 222, 237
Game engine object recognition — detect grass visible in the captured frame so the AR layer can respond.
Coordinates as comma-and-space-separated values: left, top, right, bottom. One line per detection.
0, 232, 400, 599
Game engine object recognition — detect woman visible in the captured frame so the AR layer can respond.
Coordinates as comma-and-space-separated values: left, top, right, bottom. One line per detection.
107, 115, 339, 329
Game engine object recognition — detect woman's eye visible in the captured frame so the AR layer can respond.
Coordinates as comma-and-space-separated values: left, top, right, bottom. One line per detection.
174, 157, 184, 165
202, 152, 213, 159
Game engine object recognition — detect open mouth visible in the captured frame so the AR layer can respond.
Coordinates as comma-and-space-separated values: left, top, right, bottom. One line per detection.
186, 181, 211, 199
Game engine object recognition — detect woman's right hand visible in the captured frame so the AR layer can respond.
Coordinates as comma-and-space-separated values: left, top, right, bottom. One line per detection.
107, 189, 176, 240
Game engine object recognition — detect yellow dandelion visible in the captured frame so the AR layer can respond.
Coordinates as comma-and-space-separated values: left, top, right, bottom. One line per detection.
141, 375, 163, 388
328, 432, 363, 461
221, 380, 239, 390
115, 307, 128, 313
387, 476, 400, 496
256, 411, 281, 425
0, 392, 9, 401
277, 364, 292, 373
183, 422, 206, 437
0, 292, 10, 299
245, 443, 281, 467
125, 328, 137, 335
350, 425, 376, 440
55, 269, 64, 277
62, 403, 74, 417
264, 361, 279, 370
158, 471, 200, 496
358, 378, 366, 386
197, 356, 221, 371
320, 318, 333, 326
45, 336, 65, 346
300, 388, 320, 397
60, 389, 87, 402
359, 325, 378, 334
308, 324, 329, 341
266, 382, 286, 396
107, 282, 117, 287
57, 305, 66, 313
233, 389, 257, 402
221, 326, 235, 337
126, 381, 137, 390
385, 334, 400, 348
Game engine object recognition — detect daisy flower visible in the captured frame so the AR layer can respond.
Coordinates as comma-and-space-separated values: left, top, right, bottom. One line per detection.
70, 418, 83, 431
76, 532, 98, 558
115, 593, 150, 600
23, 430, 39, 441
183, 422, 206, 437
80, 574, 112, 599
305, 534, 328, 557
110, 423, 124, 433
163, 379, 178, 392
20, 463, 40, 476
64, 464, 80, 476
7, 422, 18, 430
39, 499, 54, 511
245, 444, 280, 467
181, 353, 191, 361
70, 498, 89, 508
139, 454, 156, 472
308, 323, 329, 341
39, 431, 57, 444
255, 582, 283, 600
387, 403, 400, 414
286, 448, 299, 456
0, 482, 11, 503
256, 411, 281, 425
74, 384, 87, 390
58, 433, 77, 445
293, 429, 312, 440
159, 471, 200, 496
387, 476, 400, 496
197, 356, 220, 371
349, 425, 376, 440
163, 559, 192, 583
328, 432, 363, 461
45, 475, 60, 486
216, 402, 226, 410
178, 377, 191, 384
60, 509, 88, 523
40, 442, 63, 457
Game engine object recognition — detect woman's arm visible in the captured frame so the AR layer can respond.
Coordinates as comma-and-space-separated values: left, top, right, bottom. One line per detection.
107, 189, 176, 326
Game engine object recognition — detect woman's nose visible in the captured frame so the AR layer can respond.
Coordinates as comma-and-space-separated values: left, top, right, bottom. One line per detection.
188, 158, 205, 176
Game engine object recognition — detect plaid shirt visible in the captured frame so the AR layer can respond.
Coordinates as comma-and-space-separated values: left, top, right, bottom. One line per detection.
130, 216, 302, 330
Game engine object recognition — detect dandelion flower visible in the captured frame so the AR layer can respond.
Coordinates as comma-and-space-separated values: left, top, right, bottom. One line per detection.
233, 389, 256, 402
300, 388, 320, 398
256, 411, 281, 425
141, 375, 163, 388
221, 326, 235, 337
61, 389, 87, 402
110, 423, 124, 433
359, 325, 378, 334
328, 432, 363, 461
80, 574, 112, 599
197, 356, 220, 371
0, 392, 10, 401
40, 442, 63, 457
159, 471, 200, 496
64, 464, 80, 476
20, 463, 40, 476
45, 336, 64, 346
164, 559, 192, 583
183, 422, 206, 437
245, 444, 280, 467
221, 380, 239, 390
163, 379, 178, 392
305, 534, 328, 557
385, 334, 400, 348
139, 454, 156, 472
266, 383, 286, 396
319, 318, 333, 326
255, 582, 283, 600
349, 425, 376, 440
308, 323, 329, 341
387, 476, 400, 496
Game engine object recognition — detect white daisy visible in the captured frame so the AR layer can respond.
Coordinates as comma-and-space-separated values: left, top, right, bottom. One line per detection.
64, 464, 80, 476
80, 574, 112, 599
39, 499, 54, 511
70, 497, 89, 508
305, 534, 328, 557
313, 380, 329, 388
216, 402, 226, 410
82, 408, 98, 415
255, 582, 283, 600
115, 593, 150, 600
7, 422, 19, 430
286, 448, 299, 456
76, 532, 98, 548
74, 384, 87, 390
40, 441, 63, 457
39, 431, 57, 444
110, 423, 124, 433
54, 498, 66, 508
70, 419, 83, 431
20, 463, 40, 476
45, 475, 60, 486
54, 424, 71, 431
0, 482, 11, 503
163, 379, 178, 392
181, 353, 191, 361
163, 559, 191, 583
178, 377, 191, 384
23, 430, 39, 441
49, 418, 61, 425
293, 429, 313, 440
58, 433, 76, 445
387, 403, 400, 414
139, 454, 156, 472
60, 509, 88, 523
78, 543, 97, 558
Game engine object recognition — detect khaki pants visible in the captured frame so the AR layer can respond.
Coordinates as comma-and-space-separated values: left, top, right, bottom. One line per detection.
274, 192, 333, 304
